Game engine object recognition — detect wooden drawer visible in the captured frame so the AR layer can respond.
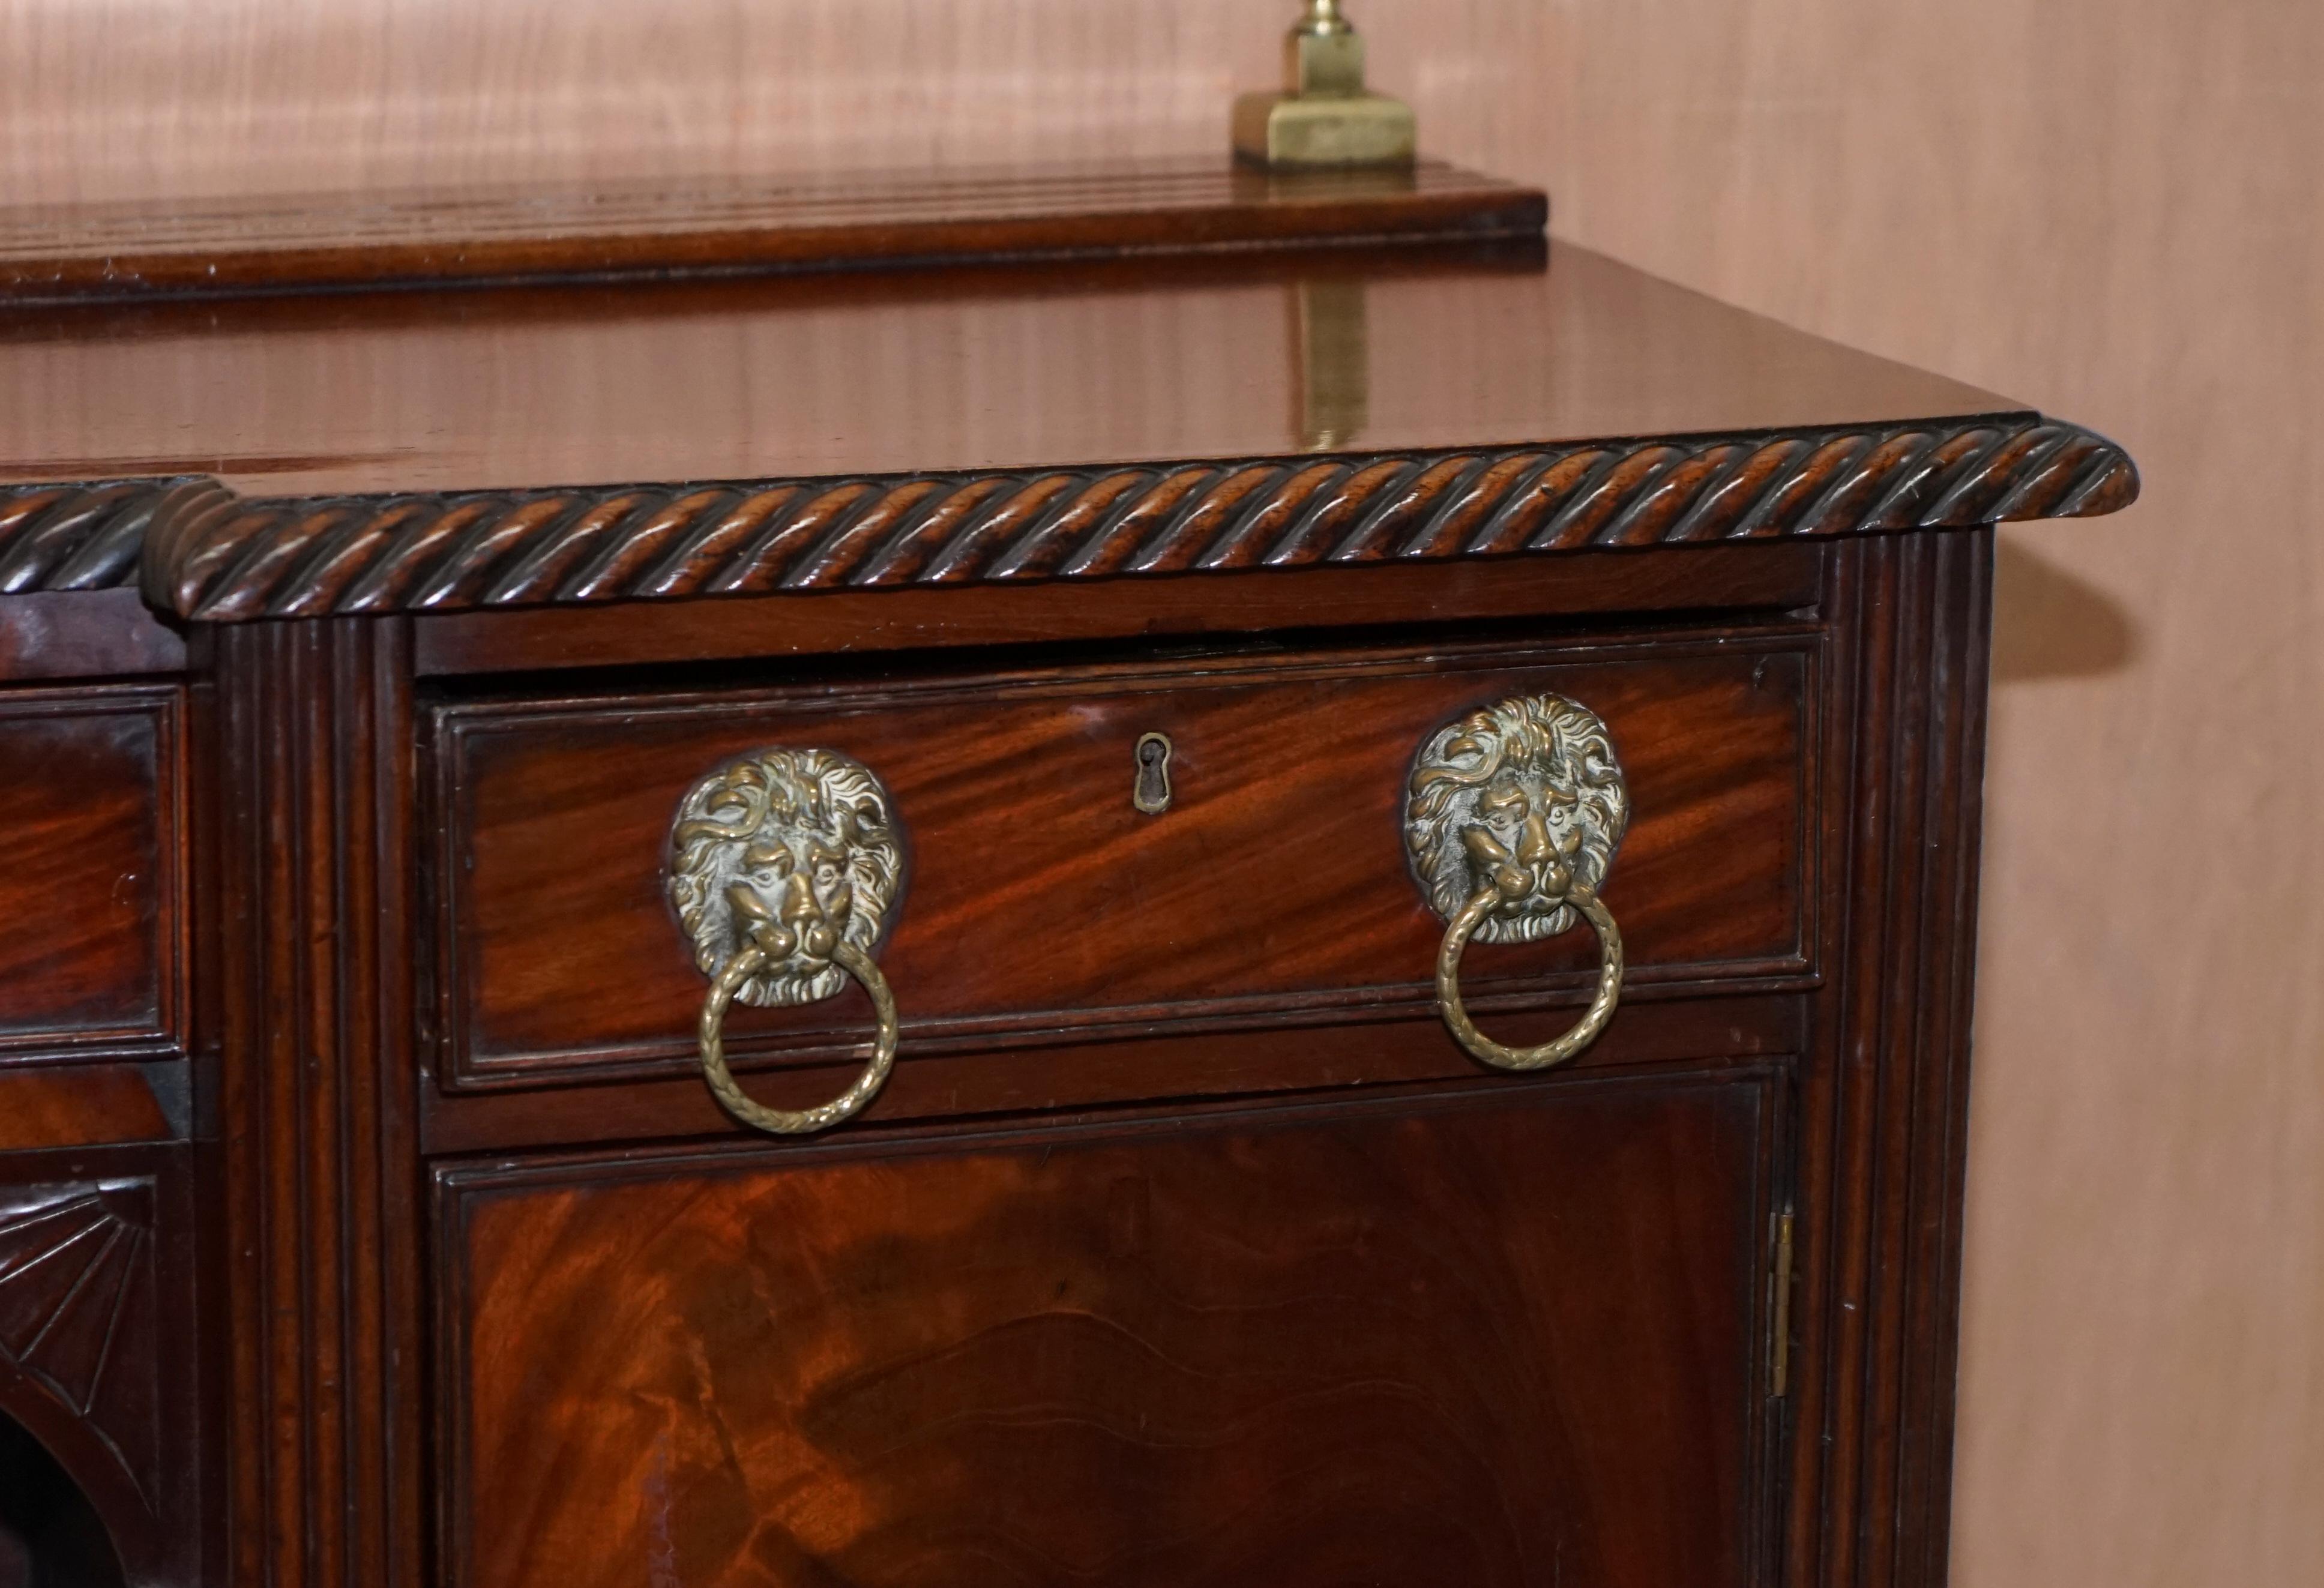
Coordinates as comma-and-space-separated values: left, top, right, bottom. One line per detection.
436, 1071, 1781, 1588
426, 630, 1814, 1095
0, 686, 185, 1066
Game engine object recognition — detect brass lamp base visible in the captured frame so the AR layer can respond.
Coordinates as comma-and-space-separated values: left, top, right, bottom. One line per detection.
1232, 91, 1417, 169
1232, 1, 1417, 170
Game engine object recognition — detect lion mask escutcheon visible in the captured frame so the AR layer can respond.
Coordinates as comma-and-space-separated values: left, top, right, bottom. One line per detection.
667, 748, 909, 1008
1405, 693, 1628, 945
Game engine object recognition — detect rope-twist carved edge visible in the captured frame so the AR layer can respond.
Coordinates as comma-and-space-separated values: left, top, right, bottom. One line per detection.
0, 477, 209, 594
119, 414, 2136, 621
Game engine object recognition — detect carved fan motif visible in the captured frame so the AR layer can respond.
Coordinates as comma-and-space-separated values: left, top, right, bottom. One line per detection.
0, 1183, 158, 1507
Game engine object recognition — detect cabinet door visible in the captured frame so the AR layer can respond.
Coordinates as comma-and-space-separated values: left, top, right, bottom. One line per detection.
439, 1074, 1781, 1588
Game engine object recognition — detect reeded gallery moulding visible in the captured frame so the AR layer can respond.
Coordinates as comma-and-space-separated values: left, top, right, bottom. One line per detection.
0, 412, 2135, 621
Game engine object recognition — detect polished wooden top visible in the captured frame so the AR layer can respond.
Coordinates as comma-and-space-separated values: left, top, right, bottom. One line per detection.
0, 159, 1544, 303
0, 242, 2023, 498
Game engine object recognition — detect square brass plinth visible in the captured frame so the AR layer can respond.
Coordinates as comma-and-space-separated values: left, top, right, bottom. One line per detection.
1232, 91, 1418, 169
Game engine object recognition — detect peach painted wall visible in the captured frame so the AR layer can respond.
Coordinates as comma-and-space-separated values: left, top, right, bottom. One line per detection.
4, 2, 2316, 1583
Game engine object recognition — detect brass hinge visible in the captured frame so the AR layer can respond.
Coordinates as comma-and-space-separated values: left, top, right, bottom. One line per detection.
1770, 1209, 1797, 1398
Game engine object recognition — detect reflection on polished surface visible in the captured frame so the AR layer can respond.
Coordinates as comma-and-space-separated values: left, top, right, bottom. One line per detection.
0, 244, 2012, 498
1293, 278, 1368, 450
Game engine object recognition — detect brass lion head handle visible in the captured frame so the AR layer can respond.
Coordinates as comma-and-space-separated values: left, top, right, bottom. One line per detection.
1406, 693, 1628, 1070
669, 747, 908, 1134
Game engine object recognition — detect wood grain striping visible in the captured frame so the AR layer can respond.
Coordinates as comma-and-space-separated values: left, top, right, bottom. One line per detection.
430, 636, 1811, 1089
440, 1076, 1774, 1588
0, 688, 184, 1065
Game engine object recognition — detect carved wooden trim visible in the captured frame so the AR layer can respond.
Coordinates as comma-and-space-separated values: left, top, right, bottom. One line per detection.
137, 415, 2137, 621
0, 1144, 205, 1586
0, 479, 207, 595
1783, 531, 1992, 1587
215, 620, 426, 1588
0, 1179, 158, 1506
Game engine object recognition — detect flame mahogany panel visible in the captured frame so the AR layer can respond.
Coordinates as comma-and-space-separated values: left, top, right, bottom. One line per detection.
0, 687, 184, 1063
428, 631, 1814, 1089
439, 1072, 1777, 1588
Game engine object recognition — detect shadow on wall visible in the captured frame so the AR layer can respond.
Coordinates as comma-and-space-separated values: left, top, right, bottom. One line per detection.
1990, 535, 2139, 684
0, 1412, 125, 1588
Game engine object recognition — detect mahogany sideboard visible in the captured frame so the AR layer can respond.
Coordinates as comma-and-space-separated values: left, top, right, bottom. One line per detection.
0, 169, 2136, 1588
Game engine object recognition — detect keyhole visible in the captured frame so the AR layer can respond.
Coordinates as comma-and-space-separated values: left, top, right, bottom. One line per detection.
1133, 733, 1173, 815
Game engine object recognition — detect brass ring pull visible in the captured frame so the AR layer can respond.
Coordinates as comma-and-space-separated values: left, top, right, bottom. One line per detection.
669, 746, 912, 1138
1406, 691, 1631, 1072
1436, 883, 1625, 1071
697, 936, 900, 1135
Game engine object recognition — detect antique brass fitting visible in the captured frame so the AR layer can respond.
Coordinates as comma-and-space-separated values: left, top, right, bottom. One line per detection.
1406, 692, 1630, 1071
1232, 1, 1417, 169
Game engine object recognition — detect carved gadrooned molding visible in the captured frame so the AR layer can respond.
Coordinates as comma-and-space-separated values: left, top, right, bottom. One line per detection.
0, 478, 203, 594
37, 415, 2140, 622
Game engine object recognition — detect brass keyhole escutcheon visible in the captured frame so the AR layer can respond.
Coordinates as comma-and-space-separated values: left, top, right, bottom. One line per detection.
1133, 732, 1174, 814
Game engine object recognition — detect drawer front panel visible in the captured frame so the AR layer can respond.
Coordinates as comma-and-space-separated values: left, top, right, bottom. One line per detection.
0, 687, 184, 1063
431, 636, 1811, 1087
440, 1074, 1773, 1588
